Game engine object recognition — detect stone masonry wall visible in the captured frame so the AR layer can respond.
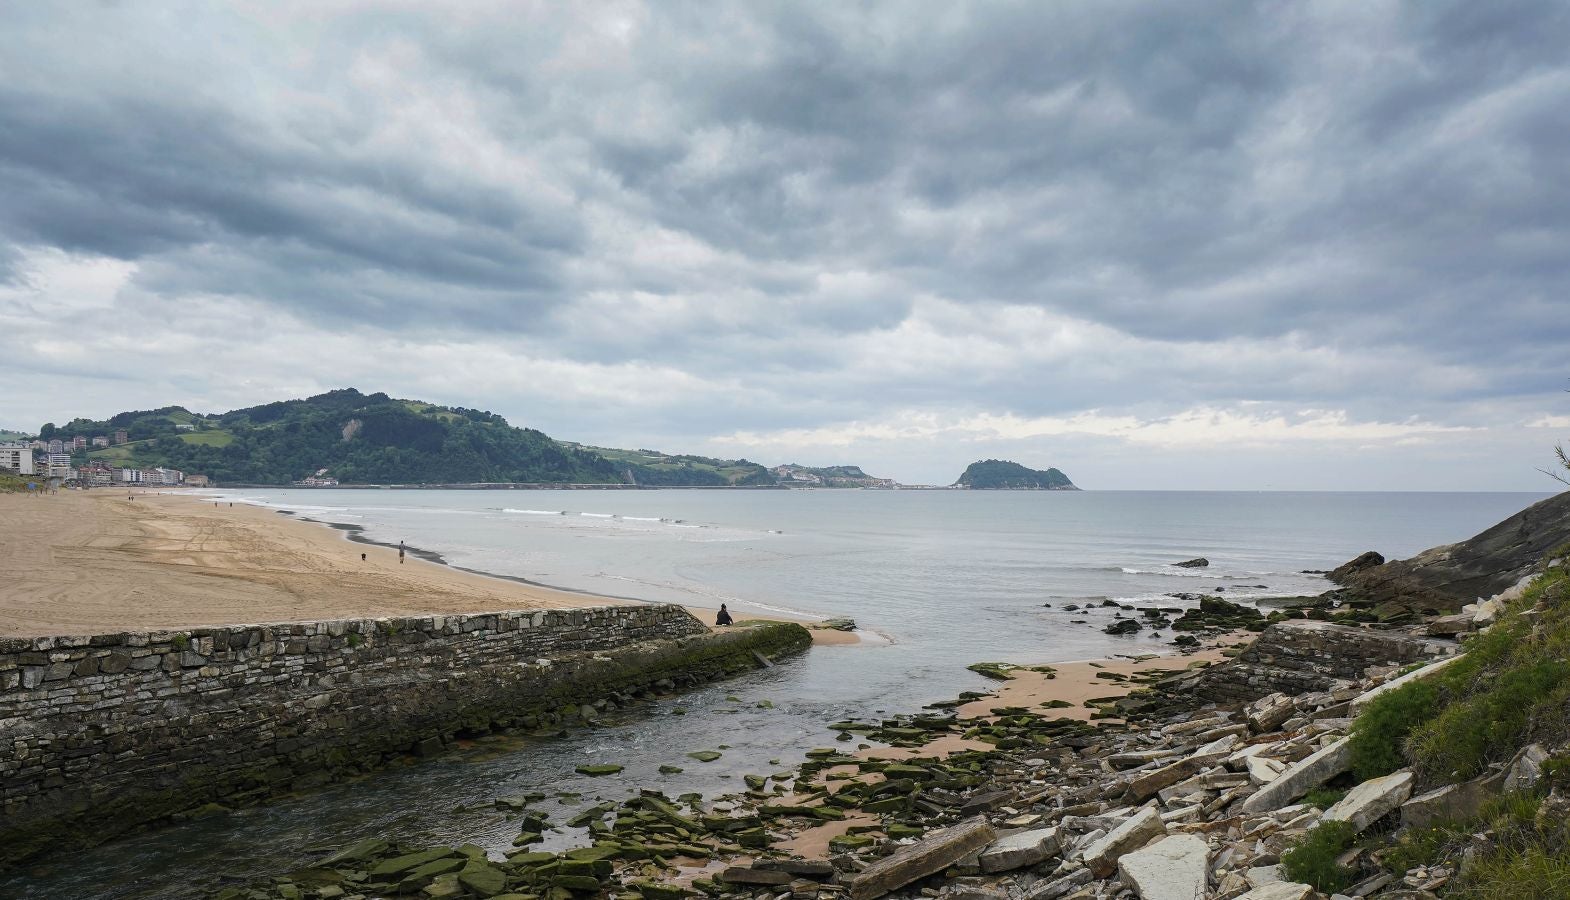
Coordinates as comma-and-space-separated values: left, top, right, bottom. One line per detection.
0, 605, 809, 868
1188, 620, 1458, 704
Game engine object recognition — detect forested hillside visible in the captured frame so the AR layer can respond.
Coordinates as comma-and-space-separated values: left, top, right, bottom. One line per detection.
47, 389, 622, 485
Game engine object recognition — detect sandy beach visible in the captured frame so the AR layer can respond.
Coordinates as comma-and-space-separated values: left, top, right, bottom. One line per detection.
0, 489, 622, 637
0, 489, 864, 644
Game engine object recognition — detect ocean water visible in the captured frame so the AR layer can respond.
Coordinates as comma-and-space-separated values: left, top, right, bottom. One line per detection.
4, 489, 1553, 898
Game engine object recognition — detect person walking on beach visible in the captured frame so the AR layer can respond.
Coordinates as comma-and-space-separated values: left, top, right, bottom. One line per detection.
398, 541, 405, 564
715, 604, 734, 626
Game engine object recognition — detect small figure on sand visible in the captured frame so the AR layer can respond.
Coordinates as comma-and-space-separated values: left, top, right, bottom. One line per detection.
360, 552, 367, 562
715, 603, 734, 626
399, 541, 405, 564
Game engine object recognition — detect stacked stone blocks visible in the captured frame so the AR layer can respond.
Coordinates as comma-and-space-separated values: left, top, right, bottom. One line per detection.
0, 604, 733, 866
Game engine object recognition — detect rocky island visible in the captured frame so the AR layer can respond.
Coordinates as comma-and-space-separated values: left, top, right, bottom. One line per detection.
954, 460, 1079, 491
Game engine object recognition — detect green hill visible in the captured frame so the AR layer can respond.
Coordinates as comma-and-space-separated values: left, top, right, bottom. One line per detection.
955, 459, 1078, 490
563, 443, 776, 487
38, 389, 904, 487
56, 389, 622, 486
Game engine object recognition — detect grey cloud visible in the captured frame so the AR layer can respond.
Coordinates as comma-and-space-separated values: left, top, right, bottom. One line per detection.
2, 0, 1568, 474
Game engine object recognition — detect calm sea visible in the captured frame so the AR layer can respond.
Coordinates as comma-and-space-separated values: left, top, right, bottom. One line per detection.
5, 489, 1552, 898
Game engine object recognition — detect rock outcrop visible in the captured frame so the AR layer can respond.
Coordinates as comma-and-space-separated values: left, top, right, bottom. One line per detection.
1331, 490, 1570, 615
1179, 620, 1456, 704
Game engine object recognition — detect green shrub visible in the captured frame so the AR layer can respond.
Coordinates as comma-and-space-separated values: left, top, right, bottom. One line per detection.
1385, 821, 1468, 876
1349, 680, 1439, 780
171, 633, 190, 651
1408, 656, 1570, 783
1282, 820, 1358, 893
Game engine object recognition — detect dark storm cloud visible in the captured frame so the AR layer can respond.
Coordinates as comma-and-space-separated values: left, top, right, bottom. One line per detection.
2, 0, 1568, 445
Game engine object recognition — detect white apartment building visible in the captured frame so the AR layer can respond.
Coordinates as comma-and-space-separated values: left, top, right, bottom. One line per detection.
46, 453, 71, 478
0, 442, 34, 475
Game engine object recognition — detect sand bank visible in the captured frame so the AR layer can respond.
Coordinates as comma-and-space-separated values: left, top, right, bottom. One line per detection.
0, 489, 621, 637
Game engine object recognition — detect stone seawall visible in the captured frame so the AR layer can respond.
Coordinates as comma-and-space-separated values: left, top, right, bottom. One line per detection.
0, 605, 812, 868
1181, 620, 1458, 704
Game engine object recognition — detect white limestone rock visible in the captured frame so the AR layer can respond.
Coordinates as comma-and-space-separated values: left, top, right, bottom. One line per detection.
1116, 834, 1209, 900
1080, 807, 1166, 877
1323, 770, 1414, 833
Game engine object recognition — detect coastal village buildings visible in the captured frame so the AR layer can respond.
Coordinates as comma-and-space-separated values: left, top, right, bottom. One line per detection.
45, 453, 71, 478
0, 442, 35, 475
2, 437, 203, 486
113, 429, 128, 444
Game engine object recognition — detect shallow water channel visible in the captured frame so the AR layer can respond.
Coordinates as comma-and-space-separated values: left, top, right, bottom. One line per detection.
3, 646, 961, 900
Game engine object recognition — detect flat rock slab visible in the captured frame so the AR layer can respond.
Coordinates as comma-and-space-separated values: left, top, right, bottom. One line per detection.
1241, 737, 1352, 814
1116, 833, 1209, 900
1245, 865, 1284, 888
1349, 655, 1464, 716
1400, 770, 1504, 829
849, 817, 997, 900
1025, 868, 1092, 900
720, 867, 793, 886
979, 826, 1061, 873
1248, 755, 1286, 786
1126, 746, 1232, 802
1081, 807, 1167, 877
1246, 693, 1297, 734
1324, 770, 1413, 832
1235, 882, 1316, 900
754, 859, 836, 878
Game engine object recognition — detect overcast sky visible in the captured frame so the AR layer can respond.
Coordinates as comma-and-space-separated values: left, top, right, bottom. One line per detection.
3, 2, 1568, 489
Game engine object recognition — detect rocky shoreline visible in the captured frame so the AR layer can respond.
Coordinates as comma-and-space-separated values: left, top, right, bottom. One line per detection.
200, 618, 1448, 900
200, 493, 1570, 900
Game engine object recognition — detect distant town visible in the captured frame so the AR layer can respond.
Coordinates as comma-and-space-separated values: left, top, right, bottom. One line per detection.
0, 432, 210, 488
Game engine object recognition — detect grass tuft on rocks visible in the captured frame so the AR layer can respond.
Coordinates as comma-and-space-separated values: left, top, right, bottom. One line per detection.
1281, 820, 1357, 893
1384, 793, 1570, 899
1346, 560, 1570, 787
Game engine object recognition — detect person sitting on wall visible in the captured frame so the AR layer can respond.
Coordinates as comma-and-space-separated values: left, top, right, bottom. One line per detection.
715, 604, 734, 626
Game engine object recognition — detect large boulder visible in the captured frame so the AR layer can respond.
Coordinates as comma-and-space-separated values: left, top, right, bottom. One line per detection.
849, 817, 996, 900
1116, 834, 1209, 900
979, 827, 1060, 874
1081, 807, 1166, 877
1401, 771, 1505, 829
1327, 551, 1384, 583
1331, 492, 1570, 615
1504, 744, 1551, 795
1323, 770, 1414, 832
1241, 737, 1353, 814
